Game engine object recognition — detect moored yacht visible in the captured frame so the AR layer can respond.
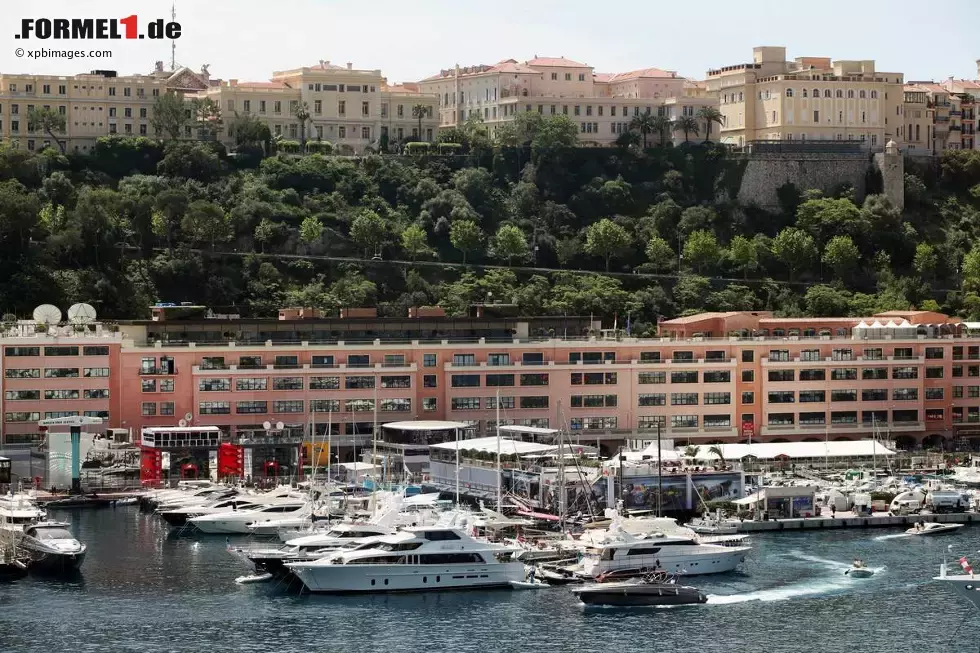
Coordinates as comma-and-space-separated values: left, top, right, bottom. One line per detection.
0, 492, 46, 529
286, 522, 524, 593
17, 521, 86, 572
188, 500, 311, 534
158, 497, 263, 527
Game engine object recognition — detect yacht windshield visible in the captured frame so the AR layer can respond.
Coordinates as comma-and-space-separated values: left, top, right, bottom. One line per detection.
376, 541, 422, 552
33, 528, 73, 540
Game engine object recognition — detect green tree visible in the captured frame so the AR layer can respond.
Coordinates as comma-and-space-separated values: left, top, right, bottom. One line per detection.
804, 285, 851, 317
449, 220, 483, 264
682, 230, 721, 273
299, 215, 323, 245
728, 235, 758, 279
253, 218, 288, 253
151, 90, 188, 141
191, 97, 223, 141
27, 107, 67, 152
913, 242, 938, 278
350, 209, 388, 258
400, 224, 432, 261
181, 200, 231, 250
584, 218, 631, 271
645, 236, 675, 272
651, 115, 673, 146
555, 236, 581, 268
795, 196, 866, 244
629, 110, 656, 148
771, 227, 817, 281
229, 112, 272, 150
963, 244, 980, 292
293, 101, 312, 148
696, 106, 724, 142
531, 115, 579, 154
822, 235, 860, 280
412, 104, 429, 141
492, 224, 529, 266
672, 116, 699, 142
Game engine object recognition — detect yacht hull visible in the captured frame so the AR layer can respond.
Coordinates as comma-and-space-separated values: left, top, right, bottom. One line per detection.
574, 583, 708, 606
289, 561, 524, 593
936, 575, 980, 610
0, 559, 30, 581
582, 547, 749, 578
188, 518, 257, 534
28, 548, 86, 573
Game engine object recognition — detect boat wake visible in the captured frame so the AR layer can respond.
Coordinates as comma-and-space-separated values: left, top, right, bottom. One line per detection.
872, 533, 911, 542
789, 552, 850, 570
707, 578, 852, 604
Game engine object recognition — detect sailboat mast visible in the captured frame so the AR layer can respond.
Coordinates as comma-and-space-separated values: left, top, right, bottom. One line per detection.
327, 408, 332, 485
496, 389, 502, 511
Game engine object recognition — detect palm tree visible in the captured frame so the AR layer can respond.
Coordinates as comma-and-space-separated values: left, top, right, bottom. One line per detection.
293, 101, 312, 149
696, 106, 724, 142
708, 445, 726, 469
673, 116, 699, 143
650, 115, 673, 146
412, 104, 428, 142
683, 445, 701, 462
629, 110, 656, 148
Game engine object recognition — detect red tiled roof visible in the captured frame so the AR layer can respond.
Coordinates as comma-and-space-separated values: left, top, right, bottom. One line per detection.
946, 79, 980, 90
493, 61, 538, 74
606, 67, 677, 82
593, 73, 615, 83
525, 57, 589, 68
383, 83, 420, 94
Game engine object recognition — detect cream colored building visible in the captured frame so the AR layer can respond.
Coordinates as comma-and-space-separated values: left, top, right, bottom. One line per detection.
705, 46, 905, 149
418, 57, 719, 146
0, 62, 211, 153
194, 61, 439, 153
902, 87, 931, 155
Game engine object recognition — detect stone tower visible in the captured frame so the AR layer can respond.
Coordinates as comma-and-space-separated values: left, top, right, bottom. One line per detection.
875, 139, 905, 211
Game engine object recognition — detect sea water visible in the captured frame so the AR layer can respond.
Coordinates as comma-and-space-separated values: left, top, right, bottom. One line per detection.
0, 508, 977, 653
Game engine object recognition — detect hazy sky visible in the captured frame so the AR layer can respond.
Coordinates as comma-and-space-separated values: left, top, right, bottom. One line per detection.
5, 0, 980, 84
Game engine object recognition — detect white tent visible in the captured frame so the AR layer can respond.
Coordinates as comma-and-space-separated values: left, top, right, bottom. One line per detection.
681, 439, 895, 462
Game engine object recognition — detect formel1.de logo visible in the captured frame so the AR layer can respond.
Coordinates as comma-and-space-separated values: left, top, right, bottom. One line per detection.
16, 17, 182, 40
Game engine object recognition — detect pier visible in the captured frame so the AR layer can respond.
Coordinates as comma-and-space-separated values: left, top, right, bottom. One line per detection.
735, 511, 979, 532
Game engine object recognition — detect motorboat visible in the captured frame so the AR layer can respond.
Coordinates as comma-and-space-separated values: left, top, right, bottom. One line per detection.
904, 522, 965, 536
188, 500, 311, 534
573, 572, 708, 606
573, 523, 750, 578
286, 518, 524, 593
17, 521, 86, 572
157, 497, 263, 527
241, 522, 396, 574
685, 515, 741, 536
0, 556, 30, 581
0, 492, 46, 529
845, 559, 874, 578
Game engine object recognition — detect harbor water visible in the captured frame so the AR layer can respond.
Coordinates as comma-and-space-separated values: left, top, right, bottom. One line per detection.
1, 508, 977, 653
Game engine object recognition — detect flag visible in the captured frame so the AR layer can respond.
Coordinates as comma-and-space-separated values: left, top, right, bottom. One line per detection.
960, 556, 974, 577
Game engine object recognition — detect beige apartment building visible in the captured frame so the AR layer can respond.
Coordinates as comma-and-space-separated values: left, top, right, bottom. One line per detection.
0, 63, 211, 153
418, 57, 719, 146
705, 46, 905, 149
902, 80, 978, 154
193, 61, 439, 153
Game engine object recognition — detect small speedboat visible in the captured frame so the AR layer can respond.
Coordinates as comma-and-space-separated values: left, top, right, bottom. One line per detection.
904, 522, 965, 537
845, 560, 874, 578
574, 573, 707, 607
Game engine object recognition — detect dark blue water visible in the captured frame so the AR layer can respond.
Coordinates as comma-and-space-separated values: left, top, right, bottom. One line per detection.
1, 509, 978, 653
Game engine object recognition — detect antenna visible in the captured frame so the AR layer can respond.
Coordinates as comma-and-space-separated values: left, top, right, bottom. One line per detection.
68, 302, 97, 324
32, 304, 62, 325
170, 1, 177, 71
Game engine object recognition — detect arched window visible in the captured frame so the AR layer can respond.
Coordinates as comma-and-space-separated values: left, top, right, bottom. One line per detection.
823, 89, 831, 98
870, 90, 877, 99
859, 90, 866, 99
802, 88, 808, 98
836, 89, 843, 98
847, 90, 854, 99
813, 89, 819, 98
785, 88, 794, 97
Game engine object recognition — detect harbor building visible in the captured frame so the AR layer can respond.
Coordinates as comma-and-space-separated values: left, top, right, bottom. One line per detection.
2, 306, 980, 454
418, 57, 720, 146
705, 46, 905, 148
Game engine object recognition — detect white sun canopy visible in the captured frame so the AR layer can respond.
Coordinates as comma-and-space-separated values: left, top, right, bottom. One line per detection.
680, 440, 895, 461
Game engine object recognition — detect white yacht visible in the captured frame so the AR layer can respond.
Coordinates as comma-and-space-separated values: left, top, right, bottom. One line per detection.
903, 522, 965, 537
244, 523, 396, 574
0, 492, 46, 529
188, 500, 311, 534
17, 521, 86, 572
575, 523, 750, 578
286, 522, 524, 593
936, 561, 980, 611
158, 497, 263, 527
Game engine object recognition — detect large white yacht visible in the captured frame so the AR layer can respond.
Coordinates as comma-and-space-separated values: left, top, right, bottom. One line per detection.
935, 560, 980, 611
574, 520, 750, 578
244, 523, 397, 574
158, 497, 263, 527
188, 500, 311, 534
286, 521, 524, 593
17, 521, 86, 572
0, 492, 46, 529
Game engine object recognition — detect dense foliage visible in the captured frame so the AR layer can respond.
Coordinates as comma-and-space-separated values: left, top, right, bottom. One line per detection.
4, 120, 980, 336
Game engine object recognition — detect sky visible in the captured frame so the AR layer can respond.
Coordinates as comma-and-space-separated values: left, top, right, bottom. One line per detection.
4, 0, 980, 85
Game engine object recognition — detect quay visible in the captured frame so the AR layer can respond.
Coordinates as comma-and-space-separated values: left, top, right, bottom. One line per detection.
736, 511, 980, 532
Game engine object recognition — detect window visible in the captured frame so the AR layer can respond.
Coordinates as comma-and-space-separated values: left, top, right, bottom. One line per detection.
768, 391, 795, 404
926, 367, 944, 379
452, 397, 480, 410
768, 413, 794, 426
237, 377, 268, 391
239, 356, 262, 369
83, 346, 109, 356
5, 368, 39, 378
141, 402, 156, 417
5, 390, 40, 400
199, 378, 231, 392
704, 392, 731, 405
892, 388, 918, 401
451, 374, 480, 388
831, 368, 857, 381
381, 398, 411, 412
704, 415, 731, 428
638, 372, 666, 384
141, 379, 156, 392
423, 353, 437, 367
44, 346, 78, 356
347, 354, 370, 368
485, 395, 515, 410
274, 355, 299, 369
311, 400, 340, 413
422, 397, 437, 412
892, 367, 918, 380
768, 370, 794, 382
5, 347, 39, 357
159, 402, 174, 416
638, 393, 666, 407
83, 389, 109, 399
484, 374, 514, 387
671, 415, 698, 428
671, 371, 698, 384
831, 389, 857, 402
862, 389, 888, 401
520, 373, 549, 386
5, 412, 40, 422
423, 375, 437, 388
201, 356, 226, 370
519, 396, 549, 409
670, 393, 698, 406
741, 391, 754, 404
44, 368, 79, 378
44, 390, 79, 400
703, 371, 731, 383
200, 401, 231, 415
272, 377, 303, 390
799, 390, 825, 403
381, 375, 411, 389
452, 354, 475, 366
571, 395, 617, 408
862, 367, 887, 380
832, 348, 853, 361
925, 388, 944, 401
236, 401, 268, 414
741, 370, 754, 382
273, 400, 304, 413
346, 376, 375, 389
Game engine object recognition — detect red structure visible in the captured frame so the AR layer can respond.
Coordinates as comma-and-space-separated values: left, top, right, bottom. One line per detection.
217, 443, 245, 478
140, 447, 163, 487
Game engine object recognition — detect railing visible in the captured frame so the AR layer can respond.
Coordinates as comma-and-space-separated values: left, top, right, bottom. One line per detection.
139, 367, 177, 375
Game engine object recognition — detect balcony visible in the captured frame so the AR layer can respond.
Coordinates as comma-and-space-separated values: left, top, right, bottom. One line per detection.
139, 367, 176, 375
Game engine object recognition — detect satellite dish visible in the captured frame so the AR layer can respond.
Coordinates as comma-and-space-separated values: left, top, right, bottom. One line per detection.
275, 421, 285, 431
263, 421, 272, 431
184, 412, 193, 422
32, 304, 62, 325
68, 302, 97, 324
178, 419, 188, 427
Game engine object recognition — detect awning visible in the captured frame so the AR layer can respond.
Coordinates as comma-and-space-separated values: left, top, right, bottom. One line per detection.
733, 491, 766, 506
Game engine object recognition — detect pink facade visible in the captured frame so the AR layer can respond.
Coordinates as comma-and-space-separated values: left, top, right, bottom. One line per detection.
4, 310, 980, 452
